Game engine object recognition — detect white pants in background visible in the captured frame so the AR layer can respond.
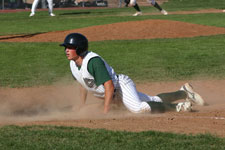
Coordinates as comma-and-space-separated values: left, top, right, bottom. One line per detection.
130, 0, 156, 6
31, 0, 53, 14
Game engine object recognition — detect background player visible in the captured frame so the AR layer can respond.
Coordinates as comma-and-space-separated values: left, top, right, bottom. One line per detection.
125, 0, 168, 16
60, 33, 205, 114
29, 0, 55, 17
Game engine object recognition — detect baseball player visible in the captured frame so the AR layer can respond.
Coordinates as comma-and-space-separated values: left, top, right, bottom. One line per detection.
125, 0, 168, 16
29, 0, 55, 17
60, 33, 205, 114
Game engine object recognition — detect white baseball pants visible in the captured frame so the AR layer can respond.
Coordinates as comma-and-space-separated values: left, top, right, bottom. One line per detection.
115, 74, 162, 113
130, 0, 156, 6
31, 0, 53, 14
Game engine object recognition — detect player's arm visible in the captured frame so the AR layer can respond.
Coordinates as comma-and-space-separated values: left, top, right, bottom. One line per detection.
88, 57, 114, 114
103, 80, 114, 114
79, 84, 88, 109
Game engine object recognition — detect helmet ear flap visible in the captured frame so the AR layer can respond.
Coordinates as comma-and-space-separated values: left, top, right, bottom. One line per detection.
77, 49, 88, 57
76, 47, 81, 55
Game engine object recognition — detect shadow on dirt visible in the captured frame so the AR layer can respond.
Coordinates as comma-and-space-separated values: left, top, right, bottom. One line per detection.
0, 32, 44, 41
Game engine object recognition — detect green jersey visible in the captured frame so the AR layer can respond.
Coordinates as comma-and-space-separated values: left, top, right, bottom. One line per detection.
87, 57, 111, 86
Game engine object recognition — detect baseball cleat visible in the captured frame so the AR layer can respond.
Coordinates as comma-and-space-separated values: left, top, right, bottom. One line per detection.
29, 13, 35, 17
50, 13, 56, 16
133, 11, 142, 16
160, 9, 168, 15
180, 83, 205, 106
176, 101, 192, 112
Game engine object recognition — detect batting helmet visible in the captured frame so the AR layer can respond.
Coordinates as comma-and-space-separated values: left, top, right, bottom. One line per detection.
60, 33, 88, 56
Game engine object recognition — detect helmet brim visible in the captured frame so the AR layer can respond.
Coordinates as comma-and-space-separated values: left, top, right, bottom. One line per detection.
60, 43, 77, 50
59, 43, 66, 47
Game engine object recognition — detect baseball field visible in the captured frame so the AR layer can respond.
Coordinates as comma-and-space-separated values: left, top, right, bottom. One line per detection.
0, 0, 225, 149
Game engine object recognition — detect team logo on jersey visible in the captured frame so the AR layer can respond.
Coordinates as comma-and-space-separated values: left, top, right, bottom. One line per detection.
83, 78, 95, 88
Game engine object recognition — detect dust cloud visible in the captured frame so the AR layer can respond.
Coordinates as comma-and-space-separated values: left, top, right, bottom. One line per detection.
0, 81, 132, 125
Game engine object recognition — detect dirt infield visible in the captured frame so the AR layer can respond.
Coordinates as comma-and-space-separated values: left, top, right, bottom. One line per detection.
1, 80, 225, 137
1, 13, 225, 137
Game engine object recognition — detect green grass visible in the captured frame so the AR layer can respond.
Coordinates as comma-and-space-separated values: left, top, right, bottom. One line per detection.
1, 1, 225, 148
1, 35, 225, 87
95, 35, 225, 82
0, 125, 225, 150
162, 0, 225, 11
0, 42, 69, 87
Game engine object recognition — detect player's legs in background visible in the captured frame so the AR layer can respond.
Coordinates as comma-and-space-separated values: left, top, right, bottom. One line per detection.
130, 0, 142, 16
148, 0, 168, 15
30, 0, 40, 16
46, 0, 55, 16
150, 0, 161, 11
124, 0, 130, 7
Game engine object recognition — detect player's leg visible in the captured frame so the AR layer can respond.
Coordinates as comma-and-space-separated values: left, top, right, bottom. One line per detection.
157, 91, 187, 103
130, 0, 142, 16
124, 0, 130, 7
30, 0, 40, 16
46, 0, 55, 16
117, 74, 151, 113
148, 0, 168, 15
157, 91, 189, 112
151, 83, 204, 111
138, 91, 177, 112
117, 75, 194, 113
138, 88, 191, 112
150, 0, 162, 11
117, 77, 185, 113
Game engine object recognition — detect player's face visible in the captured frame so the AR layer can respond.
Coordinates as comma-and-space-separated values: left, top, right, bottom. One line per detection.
65, 47, 79, 61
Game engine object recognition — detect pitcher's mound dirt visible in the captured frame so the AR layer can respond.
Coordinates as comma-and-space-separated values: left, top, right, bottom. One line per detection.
1, 19, 225, 42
